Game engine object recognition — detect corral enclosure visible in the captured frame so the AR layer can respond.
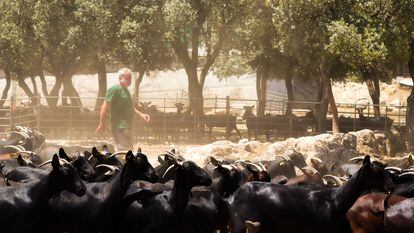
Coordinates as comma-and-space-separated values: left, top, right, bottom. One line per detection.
0, 95, 406, 148
0, 70, 408, 147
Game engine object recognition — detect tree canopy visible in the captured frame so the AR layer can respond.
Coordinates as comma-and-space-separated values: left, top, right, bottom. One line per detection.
1, 0, 414, 135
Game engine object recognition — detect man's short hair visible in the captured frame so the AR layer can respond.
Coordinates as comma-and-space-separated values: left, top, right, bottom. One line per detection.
118, 68, 132, 78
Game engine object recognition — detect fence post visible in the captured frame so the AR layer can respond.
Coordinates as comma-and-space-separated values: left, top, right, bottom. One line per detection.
9, 96, 14, 130
193, 109, 197, 144
69, 106, 73, 147
256, 100, 259, 139
269, 99, 272, 114
226, 96, 230, 140
36, 95, 40, 131
398, 103, 401, 126
385, 106, 388, 131
289, 108, 292, 138
163, 98, 166, 141
214, 96, 218, 114
353, 104, 356, 132
367, 103, 370, 118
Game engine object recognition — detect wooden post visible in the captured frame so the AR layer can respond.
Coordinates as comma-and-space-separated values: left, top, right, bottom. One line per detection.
256, 100, 259, 139
289, 107, 292, 137
398, 103, 402, 126
9, 96, 13, 130
226, 96, 230, 140
69, 105, 73, 147
193, 109, 197, 144
10, 79, 16, 130
269, 99, 272, 114
36, 95, 40, 131
163, 98, 166, 141
367, 103, 370, 118
214, 96, 217, 114
353, 104, 356, 132
385, 106, 388, 131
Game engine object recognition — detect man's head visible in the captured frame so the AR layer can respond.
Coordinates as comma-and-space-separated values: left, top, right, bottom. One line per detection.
118, 68, 132, 87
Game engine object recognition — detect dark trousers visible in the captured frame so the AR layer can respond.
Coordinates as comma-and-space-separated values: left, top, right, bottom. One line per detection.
112, 128, 132, 150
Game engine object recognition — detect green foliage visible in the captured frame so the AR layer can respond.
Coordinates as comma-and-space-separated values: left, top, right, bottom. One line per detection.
33, 0, 88, 75
213, 50, 251, 78
216, 1, 293, 80
75, 0, 119, 64
0, 0, 42, 77
272, 0, 349, 80
324, 0, 397, 83
119, 0, 172, 71
162, 0, 246, 73
326, 20, 387, 73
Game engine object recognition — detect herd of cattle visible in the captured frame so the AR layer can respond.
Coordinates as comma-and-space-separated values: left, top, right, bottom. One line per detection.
0, 126, 413, 233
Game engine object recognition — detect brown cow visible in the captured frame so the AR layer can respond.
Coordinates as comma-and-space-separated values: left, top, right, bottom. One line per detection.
347, 193, 405, 233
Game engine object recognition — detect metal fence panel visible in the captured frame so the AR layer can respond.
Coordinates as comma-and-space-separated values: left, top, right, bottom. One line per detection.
0, 95, 407, 145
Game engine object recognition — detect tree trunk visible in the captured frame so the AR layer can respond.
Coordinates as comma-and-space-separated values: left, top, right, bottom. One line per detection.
62, 75, 82, 108
314, 75, 328, 133
134, 65, 146, 106
94, 61, 107, 111
285, 75, 294, 116
187, 69, 204, 117
365, 73, 381, 118
406, 40, 414, 151
49, 77, 63, 107
39, 73, 53, 106
18, 78, 36, 98
256, 68, 267, 117
18, 77, 41, 105
0, 69, 11, 108
322, 71, 340, 134
62, 78, 69, 106
30, 76, 38, 96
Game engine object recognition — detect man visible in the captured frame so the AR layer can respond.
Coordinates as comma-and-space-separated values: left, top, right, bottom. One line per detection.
95, 68, 150, 150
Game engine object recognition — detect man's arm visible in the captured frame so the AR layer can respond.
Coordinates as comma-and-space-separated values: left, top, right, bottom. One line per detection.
96, 101, 111, 134
134, 108, 150, 122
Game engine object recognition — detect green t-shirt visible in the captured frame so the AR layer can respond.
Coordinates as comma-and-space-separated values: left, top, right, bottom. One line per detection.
105, 84, 133, 130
